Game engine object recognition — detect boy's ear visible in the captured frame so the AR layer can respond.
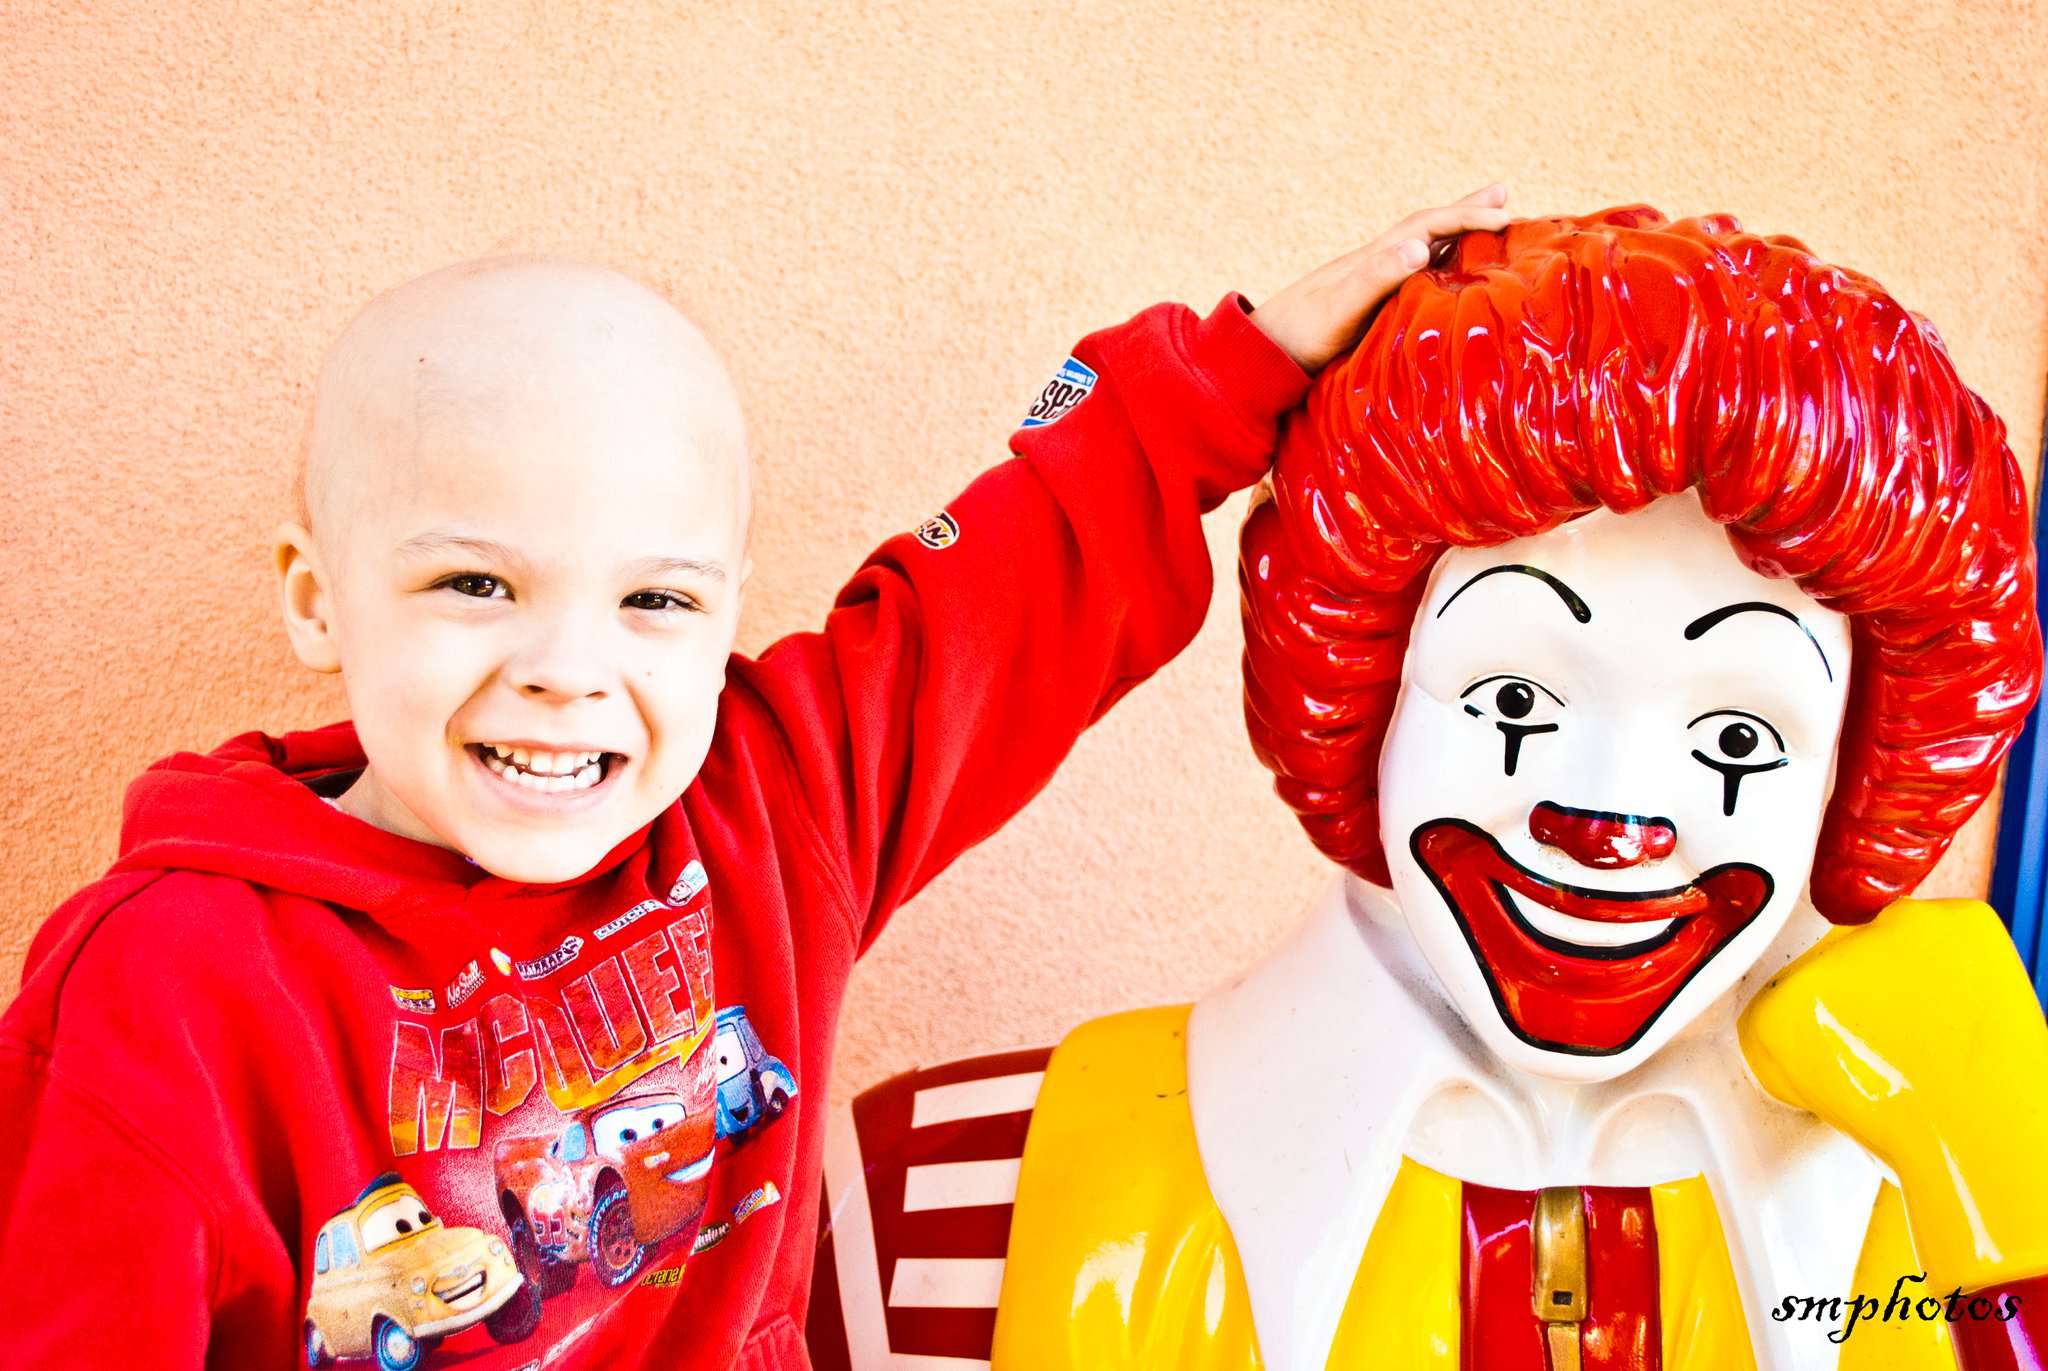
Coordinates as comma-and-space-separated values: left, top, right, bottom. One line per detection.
275, 522, 342, 674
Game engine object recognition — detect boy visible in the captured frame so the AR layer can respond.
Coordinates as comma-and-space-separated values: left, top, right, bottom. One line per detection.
0, 186, 1508, 1369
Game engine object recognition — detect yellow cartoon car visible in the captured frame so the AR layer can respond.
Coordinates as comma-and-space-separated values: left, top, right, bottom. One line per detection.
304, 1173, 539, 1370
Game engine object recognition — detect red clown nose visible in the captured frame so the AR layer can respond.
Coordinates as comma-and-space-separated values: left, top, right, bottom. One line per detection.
1529, 802, 1677, 870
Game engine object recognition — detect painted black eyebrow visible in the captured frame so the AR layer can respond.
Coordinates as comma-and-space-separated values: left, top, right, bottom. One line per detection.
1681, 602, 1834, 682
1435, 564, 1592, 624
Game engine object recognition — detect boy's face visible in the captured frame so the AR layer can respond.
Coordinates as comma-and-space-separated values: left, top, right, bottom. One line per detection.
282, 258, 750, 884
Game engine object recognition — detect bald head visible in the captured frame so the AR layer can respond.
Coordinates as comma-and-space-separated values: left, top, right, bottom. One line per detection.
275, 255, 757, 879
303, 254, 749, 554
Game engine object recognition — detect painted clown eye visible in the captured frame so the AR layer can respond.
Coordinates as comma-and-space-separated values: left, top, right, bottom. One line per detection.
1460, 674, 1564, 777
1688, 710, 1788, 816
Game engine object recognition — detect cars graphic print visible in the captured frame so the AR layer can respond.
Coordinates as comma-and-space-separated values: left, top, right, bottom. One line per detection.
493, 1089, 715, 1290
304, 1173, 536, 1369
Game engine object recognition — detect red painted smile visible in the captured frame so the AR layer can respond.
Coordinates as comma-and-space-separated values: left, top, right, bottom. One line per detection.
1411, 819, 1773, 1055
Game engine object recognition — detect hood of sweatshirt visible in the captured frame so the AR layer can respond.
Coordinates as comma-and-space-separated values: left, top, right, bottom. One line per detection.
109, 721, 661, 916
14, 719, 694, 1027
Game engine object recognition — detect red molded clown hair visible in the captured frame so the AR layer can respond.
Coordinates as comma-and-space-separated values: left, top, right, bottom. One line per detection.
1241, 206, 2041, 923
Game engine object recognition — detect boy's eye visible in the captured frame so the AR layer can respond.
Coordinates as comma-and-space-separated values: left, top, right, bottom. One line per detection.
623, 590, 702, 614
440, 573, 505, 599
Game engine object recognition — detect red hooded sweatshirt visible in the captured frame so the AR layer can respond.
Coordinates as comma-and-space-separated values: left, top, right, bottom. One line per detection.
0, 297, 1307, 1370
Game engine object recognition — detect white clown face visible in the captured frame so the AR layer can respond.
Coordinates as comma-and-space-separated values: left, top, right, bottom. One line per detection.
1378, 493, 1853, 1081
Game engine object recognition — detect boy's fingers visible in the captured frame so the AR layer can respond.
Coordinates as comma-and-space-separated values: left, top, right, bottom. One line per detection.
1337, 231, 1412, 273
1264, 189, 1510, 369
1418, 202, 1513, 236
1382, 200, 1508, 250
1343, 240, 1428, 302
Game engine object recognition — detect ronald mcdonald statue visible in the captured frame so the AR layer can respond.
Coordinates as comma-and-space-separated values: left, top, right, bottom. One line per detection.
807, 208, 2048, 1371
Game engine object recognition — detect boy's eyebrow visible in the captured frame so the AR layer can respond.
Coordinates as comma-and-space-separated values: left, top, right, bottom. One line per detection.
396, 533, 728, 584
395, 532, 525, 564
626, 557, 729, 583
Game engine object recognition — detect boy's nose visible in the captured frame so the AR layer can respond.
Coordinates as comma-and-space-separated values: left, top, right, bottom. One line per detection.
509, 629, 612, 701
1528, 801, 1676, 870
516, 675, 608, 701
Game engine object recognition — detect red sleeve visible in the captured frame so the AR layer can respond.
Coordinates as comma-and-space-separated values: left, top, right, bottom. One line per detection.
0, 1052, 214, 1368
0, 874, 291, 1370
727, 295, 1308, 949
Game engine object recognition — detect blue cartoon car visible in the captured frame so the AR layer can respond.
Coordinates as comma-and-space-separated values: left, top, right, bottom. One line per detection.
711, 1005, 796, 1140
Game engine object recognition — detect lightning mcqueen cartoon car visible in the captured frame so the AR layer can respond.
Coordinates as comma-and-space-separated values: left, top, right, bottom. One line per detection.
494, 1089, 715, 1291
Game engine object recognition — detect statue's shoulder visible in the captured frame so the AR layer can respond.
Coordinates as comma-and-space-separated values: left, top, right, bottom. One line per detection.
1028, 1001, 1201, 1133
807, 1007, 1260, 1370
994, 1004, 1261, 1368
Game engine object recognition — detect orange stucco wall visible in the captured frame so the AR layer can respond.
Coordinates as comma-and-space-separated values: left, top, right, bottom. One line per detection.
4, 3, 2045, 1106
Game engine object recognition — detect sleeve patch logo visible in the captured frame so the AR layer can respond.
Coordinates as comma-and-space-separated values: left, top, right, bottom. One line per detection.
1020, 356, 1097, 429
914, 511, 960, 550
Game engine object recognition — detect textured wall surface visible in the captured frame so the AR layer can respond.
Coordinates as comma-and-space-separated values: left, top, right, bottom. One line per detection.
4, 1, 2045, 1107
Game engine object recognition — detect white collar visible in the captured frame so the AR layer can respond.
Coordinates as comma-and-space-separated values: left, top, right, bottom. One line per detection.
1185, 874, 1881, 1371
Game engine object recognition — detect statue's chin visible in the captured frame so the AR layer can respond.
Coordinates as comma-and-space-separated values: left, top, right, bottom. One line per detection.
1463, 1006, 1674, 1085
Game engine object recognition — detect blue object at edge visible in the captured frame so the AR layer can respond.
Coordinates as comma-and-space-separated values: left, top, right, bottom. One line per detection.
1989, 423, 2048, 1009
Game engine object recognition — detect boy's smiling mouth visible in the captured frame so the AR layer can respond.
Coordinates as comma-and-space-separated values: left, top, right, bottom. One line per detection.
465, 741, 626, 798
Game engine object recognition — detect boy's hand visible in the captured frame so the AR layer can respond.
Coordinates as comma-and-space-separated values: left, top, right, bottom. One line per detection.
1251, 184, 1511, 373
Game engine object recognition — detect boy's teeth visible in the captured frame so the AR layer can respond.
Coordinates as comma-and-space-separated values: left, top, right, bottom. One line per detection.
478, 746, 609, 792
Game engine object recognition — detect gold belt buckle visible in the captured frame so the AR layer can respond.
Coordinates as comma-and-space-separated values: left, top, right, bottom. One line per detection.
1532, 1187, 1586, 1371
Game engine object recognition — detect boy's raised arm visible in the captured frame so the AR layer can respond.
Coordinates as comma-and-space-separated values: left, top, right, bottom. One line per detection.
725, 188, 1509, 949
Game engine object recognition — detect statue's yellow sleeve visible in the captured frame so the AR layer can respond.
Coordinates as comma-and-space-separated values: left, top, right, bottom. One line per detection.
1740, 897, 2048, 1292
991, 1004, 1262, 1371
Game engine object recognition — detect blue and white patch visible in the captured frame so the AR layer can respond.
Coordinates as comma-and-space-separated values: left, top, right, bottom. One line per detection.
1020, 356, 1097, 429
